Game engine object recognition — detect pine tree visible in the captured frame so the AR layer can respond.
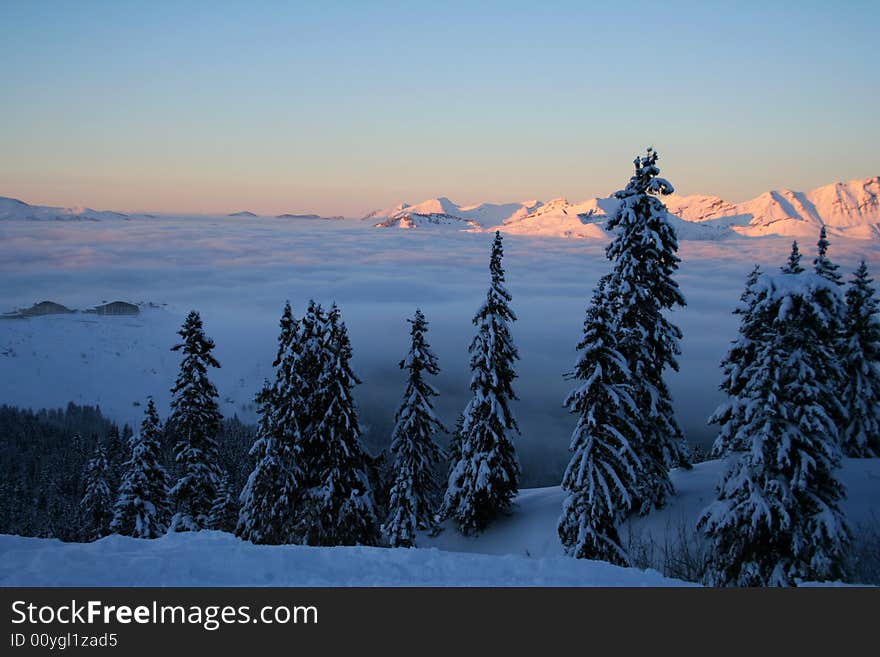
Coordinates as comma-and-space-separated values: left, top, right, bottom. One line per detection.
710, 265, 763, 456
209, 475, 238, 532
558, 276, 641, 565
291, 300, 329, 477
445, 414, 466, 477
698, 271, 850, 586
168, 310, 223, 532
808, 228, 846, 432
781, 241, 804, 274
80, 443, 113, 542
365, 449, 392, 521
288, 300, 329, 541
382, 310, 445, 547
814, 226, 843, 285
840, 261, 880, 457
110, 399, 171, 538
298, 304, 378, 546
237, 303, 303, 544
604, 148, 688, 514
442, 231, 520, 534
105, 425, 126, 492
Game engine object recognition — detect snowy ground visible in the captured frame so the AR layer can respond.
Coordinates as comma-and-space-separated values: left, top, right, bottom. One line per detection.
2, 215, 878, 483
0, 533, 691, 587
1, 458, 876, 586
424, 458, 880, 564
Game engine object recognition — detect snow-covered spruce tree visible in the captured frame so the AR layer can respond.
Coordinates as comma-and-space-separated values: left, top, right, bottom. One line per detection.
558, 276, 641, 565
709, 265, 763, 457
809, 228, 847, 431
298, 304, 379, 546
105, 425, 127, 493
168, 310, 223, 532
445, 413, 465, 476
80, 443, 113, 542
287, 300, 328, 542
814, 226, 843, 285
781, 241, 804, 274
290, 300, 328, 464
236, 303, 303, 544
840, 261, 880, 457
209, 475, 238, 532
110, 399, 171, 538
382, 309, 445, 547
698, 271, 850, 586
442, 231, 520, 535
604, 148, 688, 514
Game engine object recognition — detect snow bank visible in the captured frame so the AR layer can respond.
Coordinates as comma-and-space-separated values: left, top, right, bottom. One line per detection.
0, 532, 690, 587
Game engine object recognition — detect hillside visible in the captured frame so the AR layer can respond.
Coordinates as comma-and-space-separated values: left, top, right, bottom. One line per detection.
424, 458, 880, 571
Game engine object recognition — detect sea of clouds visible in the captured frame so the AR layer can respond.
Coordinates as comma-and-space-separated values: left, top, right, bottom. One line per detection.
1, 216, 878, 485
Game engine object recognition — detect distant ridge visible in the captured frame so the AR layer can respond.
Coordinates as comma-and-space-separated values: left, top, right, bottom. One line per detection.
0, 196, 129, 221
365, 176, 880, 240
4, 175, 879, 240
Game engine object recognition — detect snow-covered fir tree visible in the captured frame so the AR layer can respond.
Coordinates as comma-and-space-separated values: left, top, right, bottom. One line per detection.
237, 384, 295, 542
168, 310, 223, 532
110, 399, 171, 538
814, 226, 843, 285
709, 265, 763, 457
699, 270, 850, 586
80, 443, 113, 542
558, 276, 641, 565
442, 231, 520, 534
287, 300, 329, 542
236, 302, 303, 544
382, 309, 445, 547
840, 261, 880, 457
297, 303, 379, 546
290, 300, 328, 468
105, 425, 126, 493
808, 229, 846, 430
209, 475, 238, 533
271, 301, 305, 447
781, 241, 804, 274
604, 148, 688, 514
445, 413, 465, 477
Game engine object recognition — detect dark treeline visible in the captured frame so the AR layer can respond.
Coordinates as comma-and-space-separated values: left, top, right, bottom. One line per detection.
0, 403, 119, 540
0, 402, 256, 541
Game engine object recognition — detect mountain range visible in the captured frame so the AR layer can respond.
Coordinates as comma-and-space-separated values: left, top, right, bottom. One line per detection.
3, 176, 879, 240
365, 176, 880, 240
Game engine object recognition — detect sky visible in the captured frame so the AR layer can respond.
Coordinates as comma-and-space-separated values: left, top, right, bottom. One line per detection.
1, 0, 878, 216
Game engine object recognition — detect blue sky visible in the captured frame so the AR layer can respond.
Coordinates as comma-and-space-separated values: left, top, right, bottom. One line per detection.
1, 0, 877, 215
